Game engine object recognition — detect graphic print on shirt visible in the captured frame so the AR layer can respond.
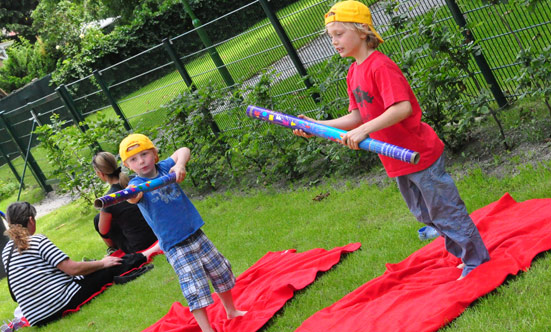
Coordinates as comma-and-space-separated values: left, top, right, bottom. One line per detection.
150, 183, 182, 204
352, 86, 374, 107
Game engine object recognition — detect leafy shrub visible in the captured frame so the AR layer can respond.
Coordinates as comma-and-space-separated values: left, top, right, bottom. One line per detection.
0, 180, 19, 201
155, 83, 233, 191
394, 9, 509, 152
511, 45, 551, 118
151, 60, 380, 192
34, 113, 129, 206
0, 38, 56, 93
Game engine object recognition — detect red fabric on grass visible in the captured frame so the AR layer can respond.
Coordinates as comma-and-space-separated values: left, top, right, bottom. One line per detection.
142, 242, 361, 332
296, 193, 551, 332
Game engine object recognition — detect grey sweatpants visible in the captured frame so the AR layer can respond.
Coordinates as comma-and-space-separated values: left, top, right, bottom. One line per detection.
396, 154, 490, 276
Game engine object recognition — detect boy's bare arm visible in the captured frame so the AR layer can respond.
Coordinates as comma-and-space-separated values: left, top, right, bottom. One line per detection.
293, 110, 363, 138
312, 110, 364, 130
169, 147, 191, 182
341, 101, 412, 150
127, 191, 143, 204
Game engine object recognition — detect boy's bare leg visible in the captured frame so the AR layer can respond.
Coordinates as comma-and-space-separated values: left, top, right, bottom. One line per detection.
192, 308, 215, 332
456, 262, 466, 280
217, 290, 247, 319
141, 242, 161, 260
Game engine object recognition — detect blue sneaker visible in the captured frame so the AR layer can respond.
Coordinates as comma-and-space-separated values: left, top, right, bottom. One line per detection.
418, 226, 439, 241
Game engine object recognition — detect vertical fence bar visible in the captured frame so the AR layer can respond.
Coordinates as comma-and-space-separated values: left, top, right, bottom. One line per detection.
93, 70, 132, 131
181, 0, 235, 88
163, 38, 197, 91
56, 85, 101, 152
258, 0, 320, 104
0, 147, 22, 186
56, 85, 89, 132
445, 0, 509, 108
17, 118, 37, 201
0, 112, 52, 193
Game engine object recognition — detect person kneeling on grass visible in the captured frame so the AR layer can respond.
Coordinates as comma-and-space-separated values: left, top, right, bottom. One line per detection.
1, 202, 150, 327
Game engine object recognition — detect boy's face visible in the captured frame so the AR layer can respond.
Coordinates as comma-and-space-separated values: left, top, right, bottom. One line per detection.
124, 148, 158, 178
326, 22, 367, 60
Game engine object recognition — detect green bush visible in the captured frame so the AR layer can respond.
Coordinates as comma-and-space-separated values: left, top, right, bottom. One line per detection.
34, 113, 129, 206
511, 45, 551, 118
0, 179, 19, 201
0, 38, 56, 93
151, 60, 379, 193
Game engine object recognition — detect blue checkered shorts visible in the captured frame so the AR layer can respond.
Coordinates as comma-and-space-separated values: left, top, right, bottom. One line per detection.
165, 229, 236, 311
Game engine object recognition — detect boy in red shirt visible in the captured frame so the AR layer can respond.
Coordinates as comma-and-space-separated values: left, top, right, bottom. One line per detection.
294, 0, 489, 279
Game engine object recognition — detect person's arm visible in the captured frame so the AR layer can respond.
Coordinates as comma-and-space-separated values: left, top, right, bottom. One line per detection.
98, 211, 115, 247
169, 147, 191, 183
126, 177, 143, 204
57, 255, 121, 276
127, 192, 143, 204
292, 110, 364, 138
340, 100, 413, 150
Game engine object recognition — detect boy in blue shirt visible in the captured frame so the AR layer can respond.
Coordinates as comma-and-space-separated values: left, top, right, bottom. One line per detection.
119, 134, 246, 332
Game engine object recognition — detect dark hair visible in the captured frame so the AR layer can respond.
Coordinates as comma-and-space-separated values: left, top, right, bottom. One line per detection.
92, 151, 130, 188
5, 202, 37, 252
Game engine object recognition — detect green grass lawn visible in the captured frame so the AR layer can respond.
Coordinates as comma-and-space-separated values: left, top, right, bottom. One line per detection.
1, 145, 550, 331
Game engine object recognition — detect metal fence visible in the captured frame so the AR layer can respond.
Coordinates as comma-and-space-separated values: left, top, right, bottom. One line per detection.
0, 0, 549, 191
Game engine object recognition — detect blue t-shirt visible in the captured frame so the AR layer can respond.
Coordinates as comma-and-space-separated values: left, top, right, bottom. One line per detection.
129, 158, 204, 252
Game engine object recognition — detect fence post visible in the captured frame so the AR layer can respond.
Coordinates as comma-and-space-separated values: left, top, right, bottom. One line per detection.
258, 0, 320, 104
445, 0, 508, 108
93, 70, 132, 131
56, 85, 88, 132
56, 85, 101, 152
0, 148, 22, 186
181, 0, 235, 88
0, 112, 52, 193
163, 38, 197, 91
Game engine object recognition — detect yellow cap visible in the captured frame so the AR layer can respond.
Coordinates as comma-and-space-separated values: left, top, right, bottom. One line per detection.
325, 1, 384, 43
119, 133, 158, 162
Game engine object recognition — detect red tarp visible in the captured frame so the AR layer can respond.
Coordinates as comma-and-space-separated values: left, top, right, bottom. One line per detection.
296, 193, 551, 332
142, 242, 361, 332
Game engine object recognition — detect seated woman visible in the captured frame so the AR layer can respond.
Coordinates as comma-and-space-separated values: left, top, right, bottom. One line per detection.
1, 202, 148, 327
92, 152, 160, 258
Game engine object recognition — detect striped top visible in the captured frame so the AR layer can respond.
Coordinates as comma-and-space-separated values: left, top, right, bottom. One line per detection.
1, 234, 82, 326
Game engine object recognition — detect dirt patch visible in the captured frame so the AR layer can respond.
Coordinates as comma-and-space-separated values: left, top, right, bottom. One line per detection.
445, 118, 551, 180
34, 192, 75, 218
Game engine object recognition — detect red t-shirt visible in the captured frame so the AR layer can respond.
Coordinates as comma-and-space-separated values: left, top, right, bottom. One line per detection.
347, 51, 444, 177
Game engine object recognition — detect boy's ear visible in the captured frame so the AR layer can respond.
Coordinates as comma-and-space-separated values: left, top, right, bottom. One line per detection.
154, 148, 159, 163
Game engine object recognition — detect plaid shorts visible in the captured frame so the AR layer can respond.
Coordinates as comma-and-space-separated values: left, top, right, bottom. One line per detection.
165, 229, 236, 311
